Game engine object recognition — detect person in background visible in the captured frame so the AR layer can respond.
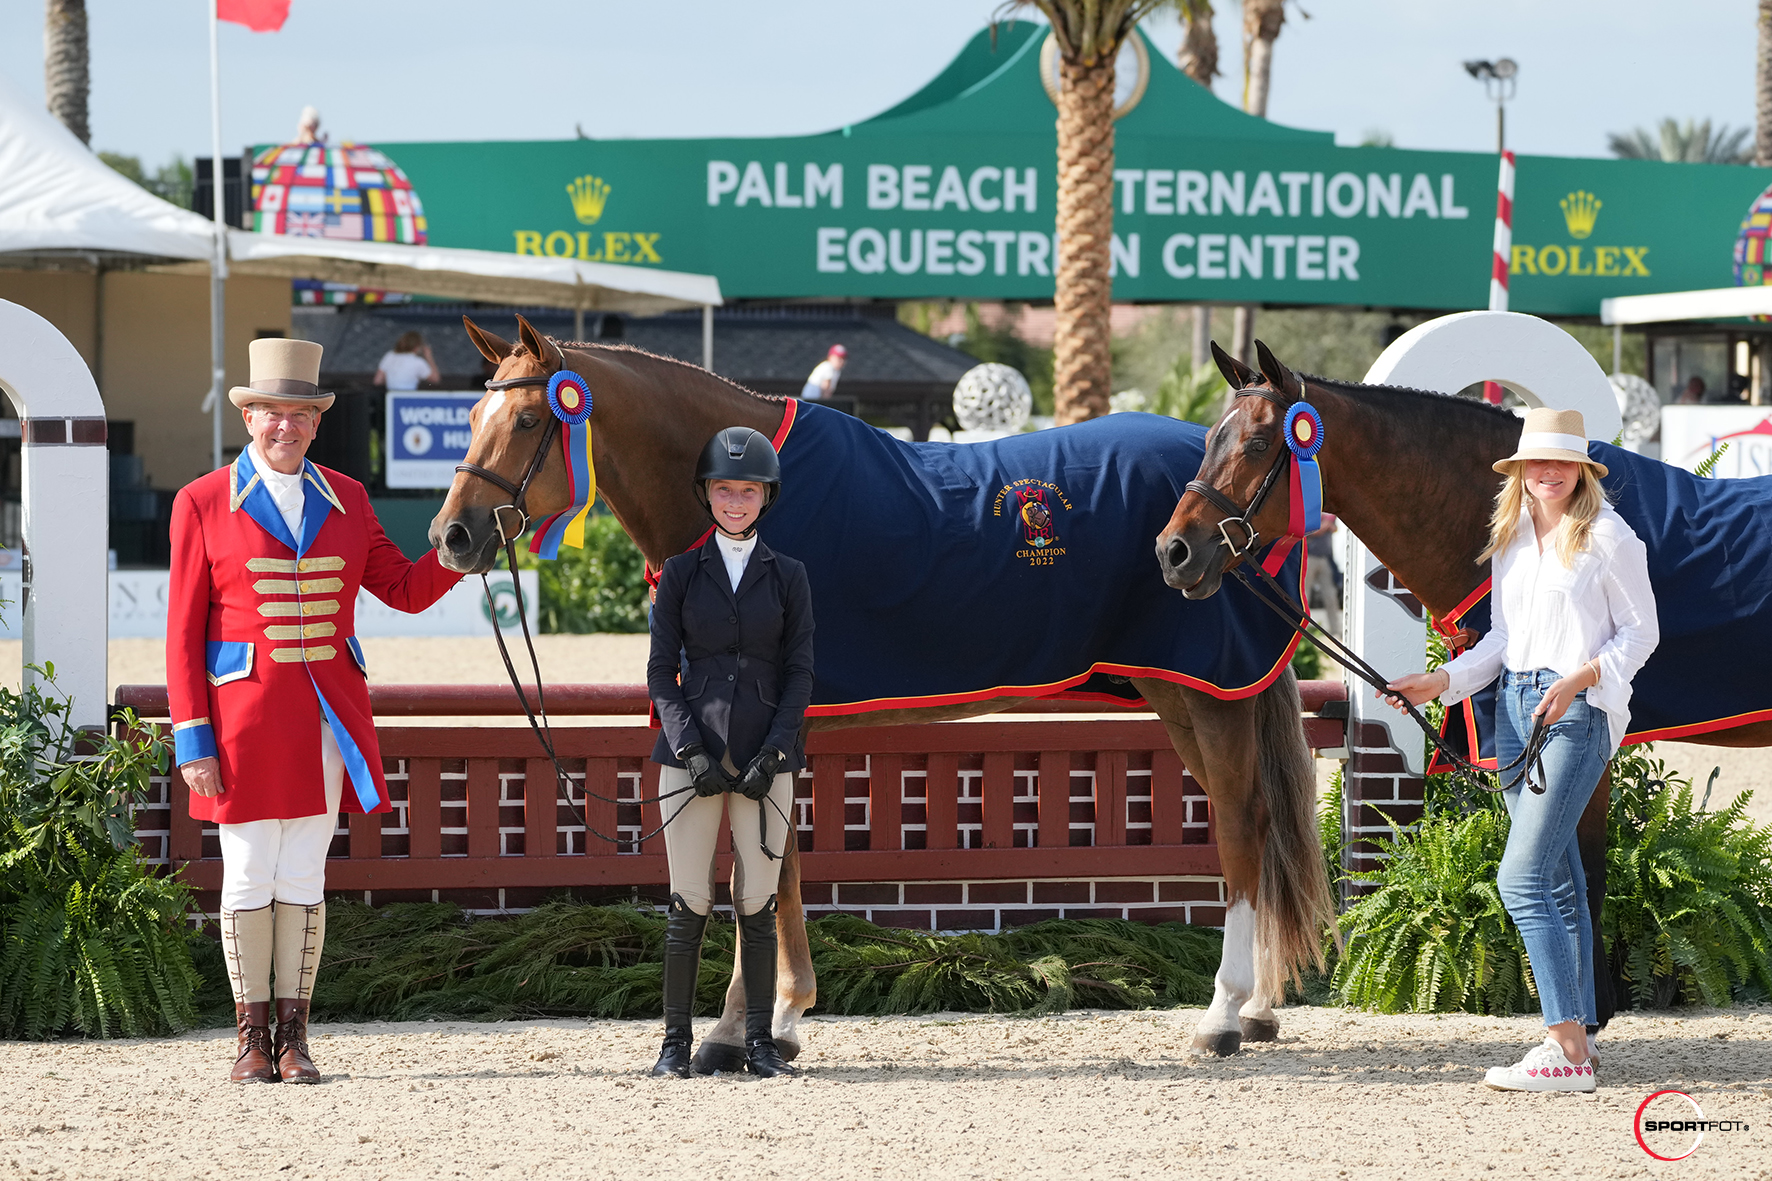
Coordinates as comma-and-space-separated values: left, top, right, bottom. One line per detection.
1677, 376, 1704, 405
375, 331, 440, 391
799, 344, 846, 401
1384, 408, 1657, 1094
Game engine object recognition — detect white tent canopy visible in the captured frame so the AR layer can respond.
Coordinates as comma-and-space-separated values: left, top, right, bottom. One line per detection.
0, 75, 721, 313
1600, 286, 1772, 326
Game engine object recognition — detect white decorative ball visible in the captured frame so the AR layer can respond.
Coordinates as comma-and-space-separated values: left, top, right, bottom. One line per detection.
1609, 373, 1661, 444
952, 363, 1033, 432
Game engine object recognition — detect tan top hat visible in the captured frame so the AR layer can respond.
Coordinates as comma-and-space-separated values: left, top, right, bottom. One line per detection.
1492, 407, 1607, 478
228, 338, 336, 411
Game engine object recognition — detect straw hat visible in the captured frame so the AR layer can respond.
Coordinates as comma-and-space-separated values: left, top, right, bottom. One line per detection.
1492, 407, 1607, 478
228, 338, 335, 411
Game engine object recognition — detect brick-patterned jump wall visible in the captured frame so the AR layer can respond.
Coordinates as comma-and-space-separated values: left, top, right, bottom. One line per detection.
120, 682, 1345, 930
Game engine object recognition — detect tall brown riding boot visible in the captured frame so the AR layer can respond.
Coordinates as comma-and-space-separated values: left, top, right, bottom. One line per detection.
272, 900, 327, 1084
273, 999, 321, 1083
231, 1002, 279, 1083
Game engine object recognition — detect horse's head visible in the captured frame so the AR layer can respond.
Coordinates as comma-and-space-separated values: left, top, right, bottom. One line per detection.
429, 314, 576, 574
1156, 340, 1305, 599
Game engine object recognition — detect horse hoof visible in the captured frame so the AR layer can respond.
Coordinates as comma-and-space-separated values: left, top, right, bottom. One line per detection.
1239, 1016, 1280, 1043
1192, 1029, 1242, 1057
774, 1036, 801, 1063
690, 1040, 746, 1075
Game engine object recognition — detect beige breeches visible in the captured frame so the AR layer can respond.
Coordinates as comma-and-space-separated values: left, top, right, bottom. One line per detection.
658, 767, 796, 916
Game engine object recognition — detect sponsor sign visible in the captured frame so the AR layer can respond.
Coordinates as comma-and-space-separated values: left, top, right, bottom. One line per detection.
385, 391, 480, 489
0, 570, 537, 639
1659, 405, 1772, 479
354, 24, 1772, 316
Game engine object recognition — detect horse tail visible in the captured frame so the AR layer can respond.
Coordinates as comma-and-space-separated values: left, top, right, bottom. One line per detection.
1252, 665, 1337, 1001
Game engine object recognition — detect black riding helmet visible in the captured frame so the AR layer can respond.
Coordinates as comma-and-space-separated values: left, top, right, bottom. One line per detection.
694, 426, 781, 538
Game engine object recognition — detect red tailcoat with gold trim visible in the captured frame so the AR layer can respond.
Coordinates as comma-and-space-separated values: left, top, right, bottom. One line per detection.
167, 451, 459, 824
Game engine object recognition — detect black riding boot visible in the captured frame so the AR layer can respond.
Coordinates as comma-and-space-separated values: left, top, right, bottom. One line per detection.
651, 895, 708, 1079
737, 896, 798, 1077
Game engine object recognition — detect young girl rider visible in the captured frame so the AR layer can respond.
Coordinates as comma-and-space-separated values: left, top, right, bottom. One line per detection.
1387, 408, 1658, 1093
646, 426, 814, 1079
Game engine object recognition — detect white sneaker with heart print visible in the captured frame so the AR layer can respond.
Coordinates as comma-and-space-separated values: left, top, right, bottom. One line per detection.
1483, 1038, 1596, 1092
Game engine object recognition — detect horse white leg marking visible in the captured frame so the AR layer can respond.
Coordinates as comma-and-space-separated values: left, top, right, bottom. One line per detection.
1194, 899, 1255, 1055
1238, 922, 1280, 1042
773, 995, 804, 1053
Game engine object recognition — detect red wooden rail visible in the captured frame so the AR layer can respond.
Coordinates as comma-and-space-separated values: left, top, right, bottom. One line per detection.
118, 683, 1347, 914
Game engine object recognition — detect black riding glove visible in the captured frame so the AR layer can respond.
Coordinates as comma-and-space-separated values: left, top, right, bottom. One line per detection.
678, 743, 730, 798
736, 746, 787, 801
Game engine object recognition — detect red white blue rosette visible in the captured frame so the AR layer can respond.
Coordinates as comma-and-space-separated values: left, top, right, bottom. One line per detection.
1283, 402, 1324, 459
547, 370, 592, 425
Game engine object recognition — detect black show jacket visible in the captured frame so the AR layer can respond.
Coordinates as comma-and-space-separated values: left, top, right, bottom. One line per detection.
647, 536, 815, 772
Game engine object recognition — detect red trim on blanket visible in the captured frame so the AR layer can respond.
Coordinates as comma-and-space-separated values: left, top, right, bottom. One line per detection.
1624, 707, 1772, 745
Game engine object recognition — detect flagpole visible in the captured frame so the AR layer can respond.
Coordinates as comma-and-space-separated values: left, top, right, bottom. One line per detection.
206, 0, 227, 471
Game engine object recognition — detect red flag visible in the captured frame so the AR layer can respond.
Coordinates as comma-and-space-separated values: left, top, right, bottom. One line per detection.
217, 0, 290, 32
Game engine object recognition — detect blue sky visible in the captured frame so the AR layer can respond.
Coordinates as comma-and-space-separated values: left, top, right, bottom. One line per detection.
0, 1, 1755, 167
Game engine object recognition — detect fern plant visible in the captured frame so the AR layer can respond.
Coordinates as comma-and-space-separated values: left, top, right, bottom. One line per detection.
1148, 359, 1230, 424
1332, 808, 1534, 1015
1604, 746, 1772, 1008
0, 669, 199, 1038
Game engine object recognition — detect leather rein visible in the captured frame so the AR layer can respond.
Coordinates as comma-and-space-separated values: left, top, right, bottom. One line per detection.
1183, 384, 1550, 795
452, 373, 693, 844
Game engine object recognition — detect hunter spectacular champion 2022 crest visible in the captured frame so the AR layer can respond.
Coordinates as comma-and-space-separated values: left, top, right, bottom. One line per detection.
993, 477, 1072, 566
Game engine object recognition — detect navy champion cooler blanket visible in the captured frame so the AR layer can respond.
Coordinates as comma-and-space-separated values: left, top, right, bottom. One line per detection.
1435, 439, 1772, 770
751, 401, 1304, 716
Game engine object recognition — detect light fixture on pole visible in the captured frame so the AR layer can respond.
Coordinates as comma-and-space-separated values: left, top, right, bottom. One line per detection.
1462, 58, 1518, 154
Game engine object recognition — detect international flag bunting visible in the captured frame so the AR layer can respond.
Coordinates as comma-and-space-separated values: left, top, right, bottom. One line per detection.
218, 0, 290, 33
529, 419, 596, 559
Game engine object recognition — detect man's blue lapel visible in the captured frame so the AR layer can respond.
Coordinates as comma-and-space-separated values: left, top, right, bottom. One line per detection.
297, 460, 346, 557
229, 449, 299, 553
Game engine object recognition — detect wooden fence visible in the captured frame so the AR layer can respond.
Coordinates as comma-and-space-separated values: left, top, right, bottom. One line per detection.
117, 682, 1347, 929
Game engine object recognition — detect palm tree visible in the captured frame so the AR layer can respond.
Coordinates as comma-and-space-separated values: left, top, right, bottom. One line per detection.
1230, 0, 1291, 363
1759, 1, 1772, 166
45, 0, 90, 146
1171, 0, 1219, 89
1608, 118, 1751, 164
1004, 0, 1165, 425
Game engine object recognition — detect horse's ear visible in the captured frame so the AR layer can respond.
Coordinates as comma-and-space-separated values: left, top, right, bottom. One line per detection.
462, 316, 513, 365
1253, 339, 1302, 399
1210, 340, 1258, 390
515, 314, 564, 370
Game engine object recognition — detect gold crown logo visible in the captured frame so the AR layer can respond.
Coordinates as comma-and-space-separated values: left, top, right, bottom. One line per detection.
567, 175, 611, 225
1560, 190, 1601, 240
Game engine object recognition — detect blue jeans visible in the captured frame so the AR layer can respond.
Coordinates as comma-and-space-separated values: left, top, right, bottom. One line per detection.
1495, 668, 1612, 1028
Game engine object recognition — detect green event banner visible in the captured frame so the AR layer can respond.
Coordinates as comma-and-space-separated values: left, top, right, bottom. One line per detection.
365, 23, 1772, 317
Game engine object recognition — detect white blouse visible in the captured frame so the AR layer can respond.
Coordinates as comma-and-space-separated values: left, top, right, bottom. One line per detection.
1440, 502, 1659, 750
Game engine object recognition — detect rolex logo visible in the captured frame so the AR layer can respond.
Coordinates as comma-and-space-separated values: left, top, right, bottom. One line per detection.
1560, 190, 1601, 240
567, 175, 611, 225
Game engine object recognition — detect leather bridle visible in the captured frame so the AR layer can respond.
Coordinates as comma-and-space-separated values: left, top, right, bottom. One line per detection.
1183, 384, 1293, 560
454, 374, 559, 546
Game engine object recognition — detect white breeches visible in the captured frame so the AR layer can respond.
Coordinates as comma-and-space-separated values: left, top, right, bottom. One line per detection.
659, 766, 796, 917
217, 723, 345, 911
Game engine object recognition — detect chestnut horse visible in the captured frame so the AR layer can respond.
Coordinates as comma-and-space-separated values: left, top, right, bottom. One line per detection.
430, 315, 1333, 1060
1155, 340, 1772, 1031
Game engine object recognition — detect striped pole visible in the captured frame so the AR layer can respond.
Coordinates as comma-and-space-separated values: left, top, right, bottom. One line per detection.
1484, 150, 1516, 405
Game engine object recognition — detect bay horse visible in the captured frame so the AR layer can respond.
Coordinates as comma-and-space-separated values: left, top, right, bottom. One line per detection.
1155, 340, 1772, 1031
430, 314, 1332, 1060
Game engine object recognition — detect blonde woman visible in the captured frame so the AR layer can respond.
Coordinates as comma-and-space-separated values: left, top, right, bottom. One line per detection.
1387, 408, 1658, 1093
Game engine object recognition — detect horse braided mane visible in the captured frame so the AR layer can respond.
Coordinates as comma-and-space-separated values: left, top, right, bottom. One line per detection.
540, 337, 792, 405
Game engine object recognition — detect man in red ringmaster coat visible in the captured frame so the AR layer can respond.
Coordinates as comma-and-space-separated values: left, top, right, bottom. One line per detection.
168, 338, 459, 1084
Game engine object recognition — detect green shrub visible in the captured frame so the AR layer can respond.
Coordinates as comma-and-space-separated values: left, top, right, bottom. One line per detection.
0, 669, 200, 1038
1332, 808, 1534, 1015
281, 900, 1223, 1024
517, 511, 650, 633
1604, 746, 1772, 1007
